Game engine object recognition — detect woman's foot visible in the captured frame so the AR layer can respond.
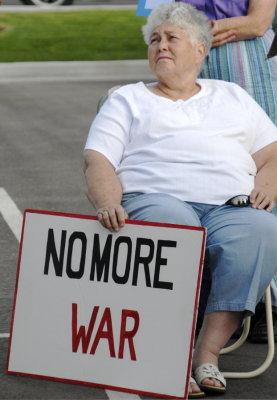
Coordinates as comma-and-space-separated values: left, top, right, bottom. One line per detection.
193, 311, 243, 393
188, 377, 205, 399
194, 363, 226, 394
193, 349, 224, 390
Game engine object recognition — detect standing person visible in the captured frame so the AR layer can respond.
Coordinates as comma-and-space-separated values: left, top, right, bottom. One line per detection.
175, 0, 277, 123
176, 0, 277, 341
84, 3, 277, 397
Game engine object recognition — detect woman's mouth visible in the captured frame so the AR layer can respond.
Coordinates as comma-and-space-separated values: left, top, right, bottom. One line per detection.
157, 56, 173, 61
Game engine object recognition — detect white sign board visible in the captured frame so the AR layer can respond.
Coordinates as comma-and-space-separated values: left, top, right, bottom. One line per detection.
137, 0, 174, 16
7, 210, 206, 398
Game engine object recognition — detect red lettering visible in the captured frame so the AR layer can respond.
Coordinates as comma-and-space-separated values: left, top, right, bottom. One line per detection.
72, 303, 99, 353
90, 307, 116, 358
118, 310, 140, 361
72, 304, 139, 360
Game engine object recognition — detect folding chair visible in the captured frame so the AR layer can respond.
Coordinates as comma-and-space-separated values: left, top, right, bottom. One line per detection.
97, 86, 276, 379
221, 286, 275, 378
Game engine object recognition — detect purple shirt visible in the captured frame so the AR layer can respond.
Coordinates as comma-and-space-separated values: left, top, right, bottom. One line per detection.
176, 0, 249, 20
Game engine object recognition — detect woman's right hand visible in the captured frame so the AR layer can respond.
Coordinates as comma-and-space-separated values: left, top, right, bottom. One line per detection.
84, 150, 128, 233
96, 205, 128, 232
211, 20, 236, 47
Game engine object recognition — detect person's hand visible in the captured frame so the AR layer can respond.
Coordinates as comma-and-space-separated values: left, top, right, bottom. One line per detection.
96, 205, 128, 232
249, 188, 275, 212
211, 20, 236, 47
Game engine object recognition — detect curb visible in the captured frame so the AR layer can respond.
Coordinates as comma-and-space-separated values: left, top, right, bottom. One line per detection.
0, 5, 137, 12
0, 60, 154, 83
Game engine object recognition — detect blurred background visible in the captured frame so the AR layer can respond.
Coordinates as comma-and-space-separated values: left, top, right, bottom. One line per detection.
3, 0, 137, 5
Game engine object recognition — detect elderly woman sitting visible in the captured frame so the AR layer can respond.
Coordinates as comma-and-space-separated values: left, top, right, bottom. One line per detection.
83, 3, 277, 398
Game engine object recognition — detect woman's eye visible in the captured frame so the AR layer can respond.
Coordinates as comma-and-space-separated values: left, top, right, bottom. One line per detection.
150, 38, 158, 43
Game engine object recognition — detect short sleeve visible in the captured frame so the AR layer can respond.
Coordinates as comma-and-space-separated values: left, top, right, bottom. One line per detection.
236, 86, 277, 154
84, 89, 133, 168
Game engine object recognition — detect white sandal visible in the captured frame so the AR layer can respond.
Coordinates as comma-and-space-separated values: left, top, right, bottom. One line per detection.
194, 363, 226, 394
188, 376, 205, 399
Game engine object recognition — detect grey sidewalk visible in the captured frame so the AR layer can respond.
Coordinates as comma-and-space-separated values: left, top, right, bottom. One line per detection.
0, 4, 137, 11
0, 60, 154, 83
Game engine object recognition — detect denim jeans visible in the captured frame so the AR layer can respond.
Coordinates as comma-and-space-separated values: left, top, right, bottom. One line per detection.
122, 192, 277, 316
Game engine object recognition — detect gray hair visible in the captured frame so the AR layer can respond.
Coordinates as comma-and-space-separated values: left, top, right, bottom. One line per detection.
142, 2, 212, 55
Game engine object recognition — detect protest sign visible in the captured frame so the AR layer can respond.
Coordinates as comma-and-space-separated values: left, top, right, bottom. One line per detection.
137, 0, 174, 16
7, 209, 205, 398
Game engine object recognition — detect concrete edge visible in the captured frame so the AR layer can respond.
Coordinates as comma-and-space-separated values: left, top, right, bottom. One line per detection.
0, 60, 155, 83
0, 5, 137, 12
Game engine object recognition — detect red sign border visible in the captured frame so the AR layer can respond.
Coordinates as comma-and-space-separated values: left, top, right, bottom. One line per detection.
6, 209, 206, 399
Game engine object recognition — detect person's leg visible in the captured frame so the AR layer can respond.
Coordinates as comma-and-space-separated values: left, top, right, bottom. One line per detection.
204, 206, 277, 315
249, 204, 277, 342
193, 310, 242, 391
195, 266, 211, 334
193, 205, 277, 388
194, 311, 242, 368
199, 31, 277, 342
122, 193, 204, 396
122, 192, 201, 226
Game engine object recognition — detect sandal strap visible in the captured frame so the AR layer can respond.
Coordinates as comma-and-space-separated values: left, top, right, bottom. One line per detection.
194, 363, 226, 388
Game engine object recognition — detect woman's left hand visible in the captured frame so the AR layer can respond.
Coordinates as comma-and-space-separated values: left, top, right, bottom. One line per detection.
249, 188, 275, 212
251, 143, 277, 213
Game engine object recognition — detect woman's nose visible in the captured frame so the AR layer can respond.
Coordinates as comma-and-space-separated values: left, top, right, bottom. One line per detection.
158, 39, 168, 51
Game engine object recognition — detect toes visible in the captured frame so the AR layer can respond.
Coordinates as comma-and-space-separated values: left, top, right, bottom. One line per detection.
189, 382, 201, 394
202, 378, 222, 388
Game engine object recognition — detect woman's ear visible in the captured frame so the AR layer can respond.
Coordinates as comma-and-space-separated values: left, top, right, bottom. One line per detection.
196, 43, 206, 64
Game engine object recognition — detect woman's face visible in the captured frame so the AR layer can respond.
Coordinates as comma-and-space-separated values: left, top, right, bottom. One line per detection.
148, 22, 205, 80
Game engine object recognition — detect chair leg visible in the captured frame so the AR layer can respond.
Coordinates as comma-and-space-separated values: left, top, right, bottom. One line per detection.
222, 286, 275, 378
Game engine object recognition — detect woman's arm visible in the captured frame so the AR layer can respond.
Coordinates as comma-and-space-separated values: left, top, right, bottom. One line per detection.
211, 0, 277, 47
251, 142, 277, 212
83, 149, 128, 232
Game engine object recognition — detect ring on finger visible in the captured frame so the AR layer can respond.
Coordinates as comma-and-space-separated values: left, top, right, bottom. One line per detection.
99, 210, 109, 217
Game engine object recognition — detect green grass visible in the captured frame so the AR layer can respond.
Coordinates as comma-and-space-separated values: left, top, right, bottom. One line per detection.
0, 11, 148, 62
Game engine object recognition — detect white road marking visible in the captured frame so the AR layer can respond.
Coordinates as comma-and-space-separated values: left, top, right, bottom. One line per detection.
0, 188, 23, 242
0, 188, 21, 339
0, 333, 10, 338
105, 390, 141, 400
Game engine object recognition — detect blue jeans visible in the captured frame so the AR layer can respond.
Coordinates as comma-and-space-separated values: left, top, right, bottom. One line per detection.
122, 193, 277, 316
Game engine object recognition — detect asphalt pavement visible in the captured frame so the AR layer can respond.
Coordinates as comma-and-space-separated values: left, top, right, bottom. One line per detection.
1, 3, 277, 400
1, 0, 277, 380
1, 58, 277, 400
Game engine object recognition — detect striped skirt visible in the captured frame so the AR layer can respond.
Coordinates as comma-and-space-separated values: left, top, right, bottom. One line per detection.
199, 29, 277, 308
199, 29, 277, 125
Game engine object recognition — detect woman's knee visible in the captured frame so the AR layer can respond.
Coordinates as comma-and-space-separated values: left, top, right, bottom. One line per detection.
247, 210, 277, 246
207, 210, 277, 297
122, 193, 201, 226
208, 207, 277, 249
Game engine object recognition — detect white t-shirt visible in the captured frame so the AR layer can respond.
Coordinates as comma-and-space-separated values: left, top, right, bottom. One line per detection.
85, 80, 277, 205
